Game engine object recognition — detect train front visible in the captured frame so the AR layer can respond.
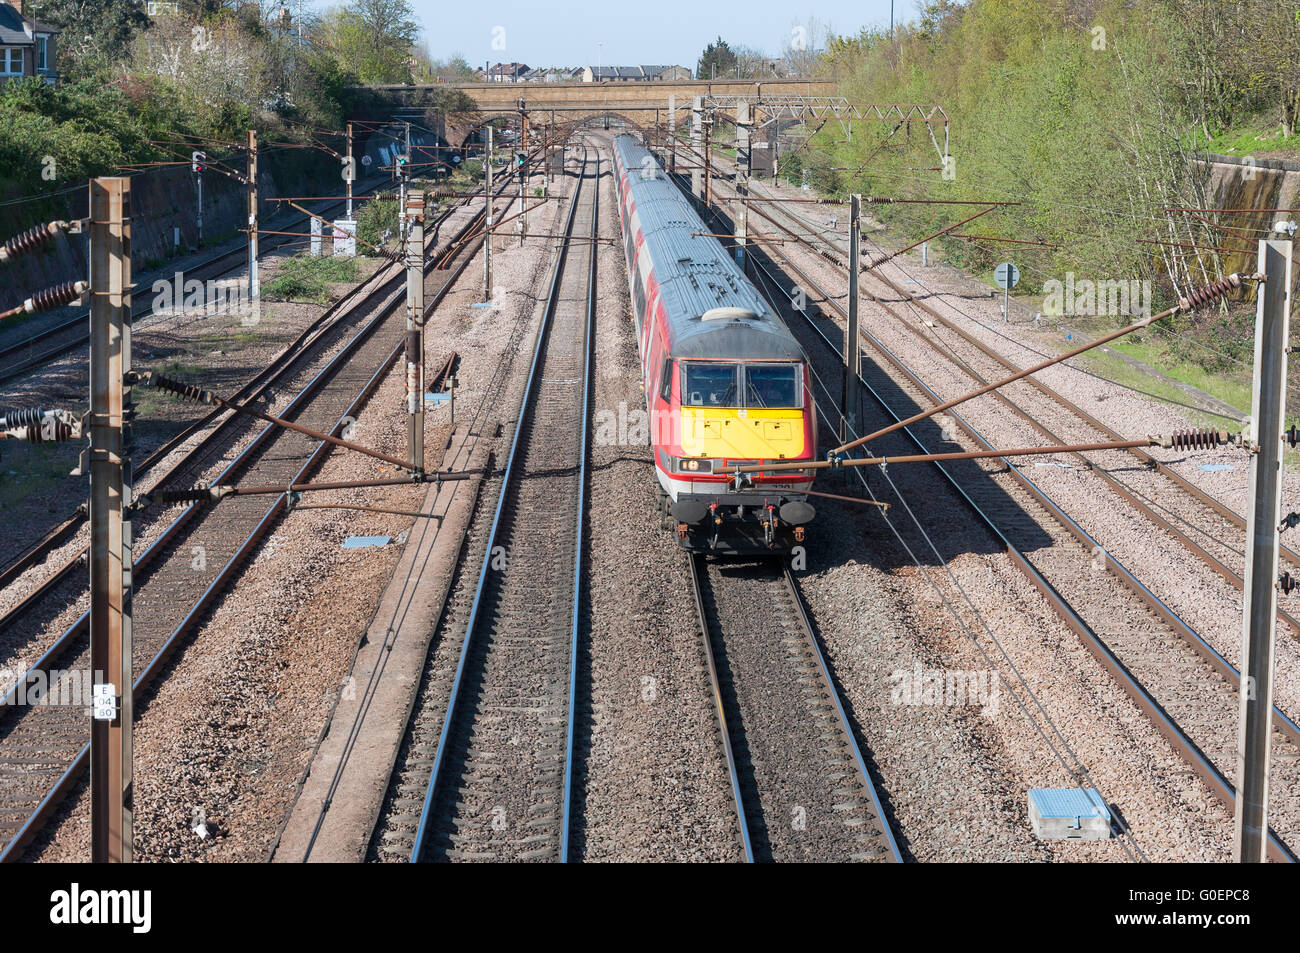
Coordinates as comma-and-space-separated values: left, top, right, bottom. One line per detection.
655, 313, 819, 554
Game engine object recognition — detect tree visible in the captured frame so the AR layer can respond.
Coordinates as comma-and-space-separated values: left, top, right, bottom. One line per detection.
696, 37, 737, 81
318, 0, 420, 84
784, 16, 833, 76
40, 0, 150, 78
918, 0, 964, 40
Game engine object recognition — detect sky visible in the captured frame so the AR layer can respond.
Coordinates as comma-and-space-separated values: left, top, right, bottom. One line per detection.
307, 0, 912, 69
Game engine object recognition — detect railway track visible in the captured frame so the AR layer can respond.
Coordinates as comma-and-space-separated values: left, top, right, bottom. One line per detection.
707, 187, 1300, 860
742, 183, 1300, 645
0, 178, 507, 860
689, 554, 901, 862
0, 182, 388, 386
392, 146, 596, 863
0, 160, 537, 638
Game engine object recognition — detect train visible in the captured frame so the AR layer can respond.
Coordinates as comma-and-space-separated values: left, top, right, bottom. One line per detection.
611, 134, 818, 554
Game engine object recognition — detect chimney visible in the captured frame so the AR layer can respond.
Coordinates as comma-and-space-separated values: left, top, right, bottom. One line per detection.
6, 1, 23, 16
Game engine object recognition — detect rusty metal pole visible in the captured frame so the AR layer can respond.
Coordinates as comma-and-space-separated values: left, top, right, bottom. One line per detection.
1235, 237, 1293, 862
690, 97, 703, 198
405, 194, 426, 472
668, 94, 676, 175
345, 121, 354, 222
736, 99, 751, 178
89, 176, 133, 863
734, 174, 748, 273
246, 129, 260, 326
483, 125, 493, 300
704, 111, 713, 209
840, 194, 861, 446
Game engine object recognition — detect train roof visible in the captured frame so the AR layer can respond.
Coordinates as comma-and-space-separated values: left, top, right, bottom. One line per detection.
613, 135, 806, 362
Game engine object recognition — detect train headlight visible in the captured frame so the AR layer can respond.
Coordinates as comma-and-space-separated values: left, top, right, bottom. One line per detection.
673, 456, 713, 474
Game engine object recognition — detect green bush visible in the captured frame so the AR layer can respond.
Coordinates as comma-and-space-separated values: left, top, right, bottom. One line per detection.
356, 197, 400, 251
263, 254, 359, 305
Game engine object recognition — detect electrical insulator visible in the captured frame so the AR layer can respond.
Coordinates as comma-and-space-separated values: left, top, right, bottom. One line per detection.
1176, 273, 1243, 312
0, 221, 70, 264
8, 280, 88, 317
0, 407, 80, 442
141, 370, 218, 405
1154, 428, 1240, 451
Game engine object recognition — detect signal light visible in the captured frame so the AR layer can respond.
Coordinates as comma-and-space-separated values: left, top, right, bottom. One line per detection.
191, 151, 206, 174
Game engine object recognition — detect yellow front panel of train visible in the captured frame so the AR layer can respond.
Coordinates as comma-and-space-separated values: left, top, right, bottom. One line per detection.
680, 407, 806, 459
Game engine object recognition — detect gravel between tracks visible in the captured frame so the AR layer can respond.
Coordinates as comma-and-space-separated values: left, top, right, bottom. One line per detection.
569, 135, 740, 860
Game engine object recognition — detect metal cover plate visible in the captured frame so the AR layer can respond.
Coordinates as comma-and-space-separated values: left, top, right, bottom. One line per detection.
1029, 787, 1110, 820
342, 536, 391, 549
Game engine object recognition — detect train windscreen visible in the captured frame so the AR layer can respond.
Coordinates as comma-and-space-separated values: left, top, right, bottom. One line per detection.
744, 364, 800, 408
682, 363, 739, 407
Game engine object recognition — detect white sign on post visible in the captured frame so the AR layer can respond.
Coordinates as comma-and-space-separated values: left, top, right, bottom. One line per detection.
332, 219, 357, 258
310, 216, 322, 256
994, 262, 1019, 323
994, 262, 1020, 289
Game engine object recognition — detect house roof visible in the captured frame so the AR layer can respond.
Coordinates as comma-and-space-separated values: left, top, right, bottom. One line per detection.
0, 5, 27, 43
0, 5, 59, 43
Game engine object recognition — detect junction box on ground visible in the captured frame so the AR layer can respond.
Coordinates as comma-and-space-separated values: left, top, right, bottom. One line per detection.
1028, 788, 1113, 841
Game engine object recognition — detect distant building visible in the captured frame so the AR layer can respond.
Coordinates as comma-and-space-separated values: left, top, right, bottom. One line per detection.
517, 66, 580, 83
582, 64, 692, 82
0, 0, 58, 86
488, 62, 530, 83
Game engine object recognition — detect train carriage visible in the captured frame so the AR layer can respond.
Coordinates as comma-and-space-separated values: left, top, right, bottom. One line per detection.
611, 134, 818, 553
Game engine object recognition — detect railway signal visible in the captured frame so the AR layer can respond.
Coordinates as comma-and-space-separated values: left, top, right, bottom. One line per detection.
191, 151, 205, 246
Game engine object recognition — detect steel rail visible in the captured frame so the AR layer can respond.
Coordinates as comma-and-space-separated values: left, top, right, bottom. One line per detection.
737, 227, 1297, 863
779, 563, 902, 862
0, 221, 425, 640
559, 147, 599, 863
0, 180, 391, 384
409, 147, 592, 863
748, 229, 1300, 742
685, 552, 902, 862
0, 165, 529, 634
0, 189, 491, 861
745, 176, 1300, 580
712, 170, 1300, 721
687, 553, 755, 863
